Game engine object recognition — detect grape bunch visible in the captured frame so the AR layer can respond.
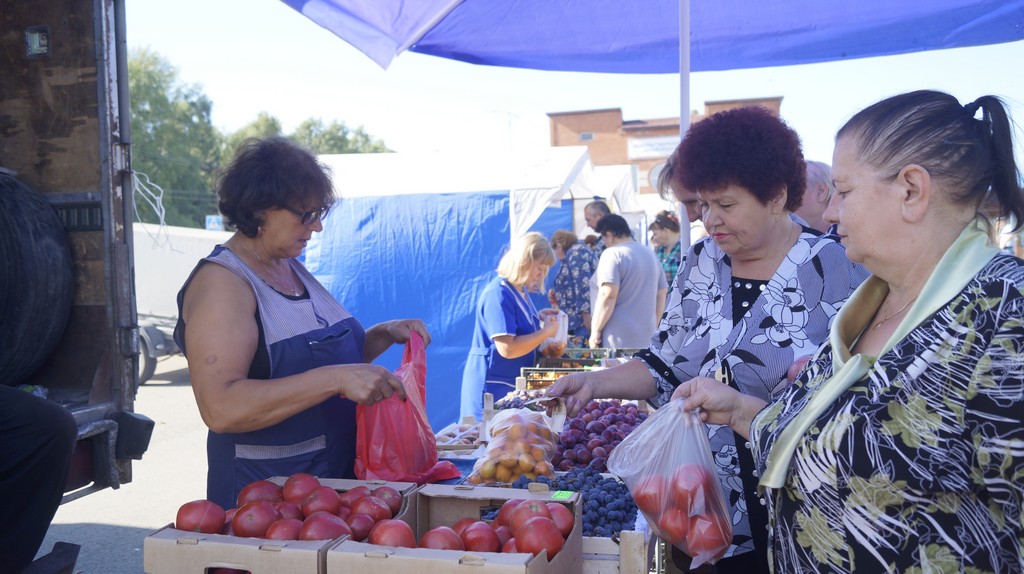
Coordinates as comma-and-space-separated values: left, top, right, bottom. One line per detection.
552, 400, 648, 473
506, 467, 638, 538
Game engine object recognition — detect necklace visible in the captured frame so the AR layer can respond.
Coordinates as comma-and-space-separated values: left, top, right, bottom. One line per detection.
249, 239, 302, 296
871, 296, 917, 331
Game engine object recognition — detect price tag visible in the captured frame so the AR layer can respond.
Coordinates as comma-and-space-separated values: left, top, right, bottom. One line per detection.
550, 490, 573, 500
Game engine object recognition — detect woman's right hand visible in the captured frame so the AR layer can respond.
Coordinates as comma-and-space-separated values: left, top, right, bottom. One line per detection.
544, 371, 593, 417
335, 364, 407, 405
673, 377, 743, 426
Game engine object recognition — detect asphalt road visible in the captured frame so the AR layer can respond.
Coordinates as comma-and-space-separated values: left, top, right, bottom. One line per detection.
35, 355, 208, 574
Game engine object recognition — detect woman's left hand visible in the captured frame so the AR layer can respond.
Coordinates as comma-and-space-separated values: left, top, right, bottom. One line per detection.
383, 319, 432, 347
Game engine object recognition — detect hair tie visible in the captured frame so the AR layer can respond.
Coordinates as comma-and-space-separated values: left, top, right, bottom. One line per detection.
963, 100, 981, 117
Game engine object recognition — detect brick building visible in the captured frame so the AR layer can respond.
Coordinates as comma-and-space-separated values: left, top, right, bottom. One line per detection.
548, 97, 783, 195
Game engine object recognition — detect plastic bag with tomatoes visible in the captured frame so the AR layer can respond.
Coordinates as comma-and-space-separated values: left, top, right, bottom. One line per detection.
354, 332, 460, 484
607, 399, 732, 569
464, 408, 558, 485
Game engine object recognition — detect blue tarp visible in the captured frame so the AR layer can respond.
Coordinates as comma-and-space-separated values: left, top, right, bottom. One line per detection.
303, 149, 586, 429
281, 0, 1024, 72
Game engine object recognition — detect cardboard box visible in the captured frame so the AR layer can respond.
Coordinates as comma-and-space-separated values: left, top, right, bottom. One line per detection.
581, 530, 651, 574
144, 524, 337, 574
144, 478, 418, 574
326, 483, 583, 574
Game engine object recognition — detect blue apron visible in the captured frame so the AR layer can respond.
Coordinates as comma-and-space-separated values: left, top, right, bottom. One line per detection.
175, 246, 365, 509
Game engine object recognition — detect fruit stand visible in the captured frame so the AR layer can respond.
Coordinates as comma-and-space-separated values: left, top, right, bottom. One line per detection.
143, 348, 703, 574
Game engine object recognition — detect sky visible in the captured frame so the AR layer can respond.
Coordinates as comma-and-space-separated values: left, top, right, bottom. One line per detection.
125, 0, 1024, 167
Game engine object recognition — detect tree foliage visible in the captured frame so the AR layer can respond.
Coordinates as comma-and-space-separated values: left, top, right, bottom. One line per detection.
129, 48, 220, 227
128, 49, 390, 229
290, 118, 391, 154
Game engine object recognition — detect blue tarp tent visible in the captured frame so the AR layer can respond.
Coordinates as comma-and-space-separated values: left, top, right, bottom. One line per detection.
303, 146, 627, 429
280, 0, 1024, 73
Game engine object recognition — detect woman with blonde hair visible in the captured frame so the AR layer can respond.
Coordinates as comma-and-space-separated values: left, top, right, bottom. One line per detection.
460, 232, 560, 419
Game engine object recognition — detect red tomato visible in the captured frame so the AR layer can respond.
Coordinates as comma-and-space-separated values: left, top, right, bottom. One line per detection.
686, 515, 730, 562
299, 511, 352, 540
232, 500, 281, 538
501, 537, 518, 553
282, 472, 321, 505
301, 486, 343, 517
236, 479, 283, 507
631, 475, 668, 518
175, 499, 226, 534
368, 519, 417, 548
492, 524, 512, 547
451, 517, 477, 536
671, 464, 711, 514
460, 521, 500, 553
350, 495, 393, 523
274, 501, 303, 521
338, 486, 371, 508
348, 513, 376, 542
509, 501, 552, 533
265, 518, 303, 540
222, 508, 238, 535
336, 505, 352, 522
656, 507, 689, 545
514, 516, 564, 559
544, 503, 575, 537
371, 486, 403, 516
496, 498, 525, 527
419, 526, 465, 550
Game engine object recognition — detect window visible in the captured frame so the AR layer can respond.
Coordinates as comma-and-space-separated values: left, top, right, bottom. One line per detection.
579, 132, 595, 142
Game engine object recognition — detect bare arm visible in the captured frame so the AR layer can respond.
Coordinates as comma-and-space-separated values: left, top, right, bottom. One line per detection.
589, 282, 619, 347
181, 264, 404, 434
545, 359, 656, 416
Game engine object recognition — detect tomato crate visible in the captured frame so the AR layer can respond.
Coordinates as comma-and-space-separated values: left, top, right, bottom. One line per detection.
582, 530, 652, 574
144, 477, 419, 574
326, 483, 583, 574
143, 524, 340, 574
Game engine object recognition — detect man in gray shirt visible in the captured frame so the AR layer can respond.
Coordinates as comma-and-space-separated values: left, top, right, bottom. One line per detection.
589, 214, 668, 349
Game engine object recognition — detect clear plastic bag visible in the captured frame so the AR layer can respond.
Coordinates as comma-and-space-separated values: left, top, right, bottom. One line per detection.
607, 399, 732, 568
464, 408, 557, 485
538, 309, 568, 358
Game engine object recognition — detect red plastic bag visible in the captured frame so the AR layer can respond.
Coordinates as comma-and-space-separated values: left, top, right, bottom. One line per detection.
354, 333, 460, 484
607, 399, 732, 569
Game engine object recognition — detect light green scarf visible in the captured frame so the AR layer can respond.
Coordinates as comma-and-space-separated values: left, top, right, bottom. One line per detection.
758, 221, 999, 488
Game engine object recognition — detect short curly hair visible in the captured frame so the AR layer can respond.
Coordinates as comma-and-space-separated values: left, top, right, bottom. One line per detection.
676, 106, 806, 211
217, 137, 336, 237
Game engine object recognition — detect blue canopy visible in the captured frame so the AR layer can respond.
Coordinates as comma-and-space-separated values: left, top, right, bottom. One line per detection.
281, 0, 1024, 72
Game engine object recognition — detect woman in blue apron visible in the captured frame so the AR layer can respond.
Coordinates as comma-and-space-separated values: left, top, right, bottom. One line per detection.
174, 137, 430, 509
460, 232, 559, 420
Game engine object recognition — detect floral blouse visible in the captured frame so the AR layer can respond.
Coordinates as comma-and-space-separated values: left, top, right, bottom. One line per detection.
551, 242, 598, 334
750, 244, 1024, 573
655, 241, 682, 284
637, 230, 869, 559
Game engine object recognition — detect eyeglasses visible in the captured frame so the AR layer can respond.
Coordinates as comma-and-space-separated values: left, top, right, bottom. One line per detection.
282, 205, 330, 225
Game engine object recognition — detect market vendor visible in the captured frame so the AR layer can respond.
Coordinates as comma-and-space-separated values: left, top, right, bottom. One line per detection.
174, 137, 431, 509
460, 232, 560, 421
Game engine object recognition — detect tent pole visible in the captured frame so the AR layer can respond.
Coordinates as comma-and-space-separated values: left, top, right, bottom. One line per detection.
678, 0, 692, 252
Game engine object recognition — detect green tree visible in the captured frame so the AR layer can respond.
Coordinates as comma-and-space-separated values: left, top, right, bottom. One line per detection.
221, 111, 283, 165
289, 118, 391, 154
129, 48, 222, 228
